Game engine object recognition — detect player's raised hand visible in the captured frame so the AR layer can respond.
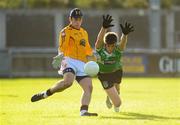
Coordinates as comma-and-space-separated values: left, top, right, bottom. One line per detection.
102, 14, 114, 28
120, 22, 134, 35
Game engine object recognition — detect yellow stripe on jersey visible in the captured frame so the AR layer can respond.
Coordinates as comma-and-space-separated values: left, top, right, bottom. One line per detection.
59, 25, 93, 62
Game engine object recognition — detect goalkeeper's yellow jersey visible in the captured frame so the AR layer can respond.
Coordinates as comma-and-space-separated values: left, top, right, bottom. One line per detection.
59, 25, 93, 62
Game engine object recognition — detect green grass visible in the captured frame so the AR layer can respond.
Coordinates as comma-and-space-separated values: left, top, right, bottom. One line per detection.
0, 78, 180, 125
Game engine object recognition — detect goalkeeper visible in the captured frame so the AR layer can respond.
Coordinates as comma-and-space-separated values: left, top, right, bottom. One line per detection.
31, 8, 97, 116
95, 14, 134, 112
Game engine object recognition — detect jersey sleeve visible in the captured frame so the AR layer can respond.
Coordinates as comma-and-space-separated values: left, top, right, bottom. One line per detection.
96, 47, 102, 54
58, 28, 69, 53
85, 31, 93, 56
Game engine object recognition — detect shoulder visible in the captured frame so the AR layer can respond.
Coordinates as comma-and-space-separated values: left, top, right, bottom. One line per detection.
61, 25, 72, 32
80, 27, 88, 34
60, 26, 72, 37
115, 45, 123, 52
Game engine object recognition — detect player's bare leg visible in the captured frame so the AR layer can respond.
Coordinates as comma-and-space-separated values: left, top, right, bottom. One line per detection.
106, 84, 120, 109
106, 95, 112, 109
105, 85, 121, 112
31, 72, 75, 102
115, 83, 120, 94
50, 72, 75, 92
78, 77, 98, 116
106, 83, 120, 109
114, 83, 121, 112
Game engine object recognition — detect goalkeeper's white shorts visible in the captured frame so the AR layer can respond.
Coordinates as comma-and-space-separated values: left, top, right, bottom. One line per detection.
58, 57, 87, 76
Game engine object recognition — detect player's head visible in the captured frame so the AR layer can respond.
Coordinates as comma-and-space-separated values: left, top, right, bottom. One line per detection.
69, 8, 83, 18
104, 32, 118, 53
69, 8, 83, 29
104, 32, 118, 44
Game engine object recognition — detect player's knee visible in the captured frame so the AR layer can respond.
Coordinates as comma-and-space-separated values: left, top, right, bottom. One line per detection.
64, 77, 73, 84
63, 81, 73, 88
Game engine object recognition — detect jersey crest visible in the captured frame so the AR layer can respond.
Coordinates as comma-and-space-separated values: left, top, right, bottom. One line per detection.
80, 39, 86, 47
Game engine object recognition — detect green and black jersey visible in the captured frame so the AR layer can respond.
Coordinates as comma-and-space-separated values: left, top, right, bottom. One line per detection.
96, 46, 123, 73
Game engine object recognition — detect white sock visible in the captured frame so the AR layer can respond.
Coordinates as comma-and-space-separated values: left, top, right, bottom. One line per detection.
114, 107, 120, 112
42, 91, 48, 98
80, 110, 87, 116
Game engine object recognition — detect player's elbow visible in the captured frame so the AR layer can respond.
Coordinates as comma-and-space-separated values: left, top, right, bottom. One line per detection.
119, 45, 126, 51
95, 43, 100, 50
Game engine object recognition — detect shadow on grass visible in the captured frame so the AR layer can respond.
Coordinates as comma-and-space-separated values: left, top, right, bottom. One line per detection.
100, 112, 180, 120
0, 94, 18, 98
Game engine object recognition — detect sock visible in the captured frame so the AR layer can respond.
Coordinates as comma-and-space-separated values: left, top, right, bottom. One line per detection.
46, 89, 53, 96
80, 110, 87, 116
80, 105, 88, 115
42, 89, 53, 98
41, 91, 47, 98
114, 106, 120, 112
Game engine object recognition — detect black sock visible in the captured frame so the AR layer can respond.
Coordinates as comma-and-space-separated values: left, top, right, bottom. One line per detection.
80, 105, 88, 111
46, 89, 53, 96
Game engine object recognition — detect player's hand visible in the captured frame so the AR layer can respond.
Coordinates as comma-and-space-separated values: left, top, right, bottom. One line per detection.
102, 14, 114, 28
87, 52, 101, 62
52, 53, 64, 69
93, 51, 101, 62
120, 22, 134, 35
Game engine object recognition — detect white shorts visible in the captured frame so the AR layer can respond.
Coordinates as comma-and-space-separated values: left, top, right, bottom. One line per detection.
58, 57, 88, 76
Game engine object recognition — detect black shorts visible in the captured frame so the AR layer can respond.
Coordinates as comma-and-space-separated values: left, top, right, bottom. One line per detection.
63, 67, 90, 83
97, 69, 123, 89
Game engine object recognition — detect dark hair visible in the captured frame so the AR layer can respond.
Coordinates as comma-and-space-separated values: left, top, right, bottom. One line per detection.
69, 8, 83, 18
104, 32, 118, 44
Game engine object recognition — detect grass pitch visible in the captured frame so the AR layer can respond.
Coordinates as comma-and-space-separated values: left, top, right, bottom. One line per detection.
0, 78, 180, 125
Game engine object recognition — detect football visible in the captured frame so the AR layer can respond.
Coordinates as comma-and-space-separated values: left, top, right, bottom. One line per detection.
84, 61, 99, 77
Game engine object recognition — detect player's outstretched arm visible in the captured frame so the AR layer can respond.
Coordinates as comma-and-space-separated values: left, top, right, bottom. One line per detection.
119, 22, 134, 50
95, 14, 114, 49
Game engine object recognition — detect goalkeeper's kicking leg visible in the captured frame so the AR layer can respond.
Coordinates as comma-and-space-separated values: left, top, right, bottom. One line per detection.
31, 71, 74, 102
31, 69, 98, 116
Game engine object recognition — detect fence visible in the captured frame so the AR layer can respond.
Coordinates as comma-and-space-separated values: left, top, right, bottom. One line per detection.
0, 8, 180, 77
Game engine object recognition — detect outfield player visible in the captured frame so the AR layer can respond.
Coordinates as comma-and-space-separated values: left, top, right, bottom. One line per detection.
31, 8, 97, 116
95, 15, 134, 112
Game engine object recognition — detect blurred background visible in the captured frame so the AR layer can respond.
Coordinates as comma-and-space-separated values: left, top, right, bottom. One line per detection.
0, 0, 179, 77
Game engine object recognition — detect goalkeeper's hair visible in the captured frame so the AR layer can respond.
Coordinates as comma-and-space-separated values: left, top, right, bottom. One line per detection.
104, 32, 118, 45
